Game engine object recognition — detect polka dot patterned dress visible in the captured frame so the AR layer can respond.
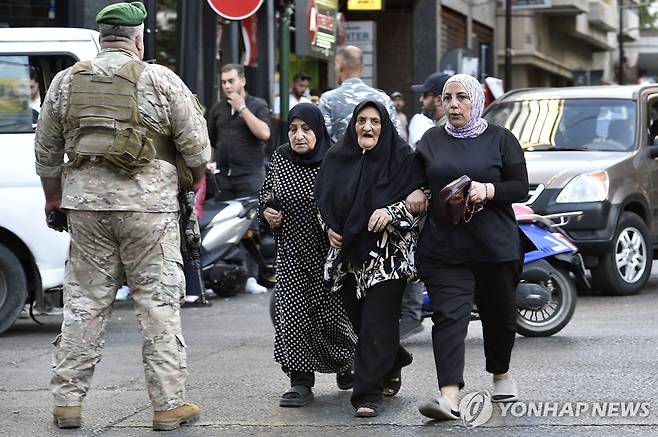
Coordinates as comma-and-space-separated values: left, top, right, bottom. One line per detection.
259, 150, 356, 374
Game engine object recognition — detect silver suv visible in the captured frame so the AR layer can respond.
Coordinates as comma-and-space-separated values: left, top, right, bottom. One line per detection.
485, 84, 658, 296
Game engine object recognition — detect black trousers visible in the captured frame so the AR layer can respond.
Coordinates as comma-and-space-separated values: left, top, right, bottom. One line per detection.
216, 170, 265, 201
418, 258, 522, 390
289, 370, 315, 388
216, 170, 265, 277
340, 275, 411, 408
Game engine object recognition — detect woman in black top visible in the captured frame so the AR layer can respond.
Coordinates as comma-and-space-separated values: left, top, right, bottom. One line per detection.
316, 101, 425, 417
414, 74, 528, 420
259, 104, 356, 408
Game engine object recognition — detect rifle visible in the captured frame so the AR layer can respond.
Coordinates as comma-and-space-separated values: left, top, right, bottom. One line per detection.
179, 188, 209, 305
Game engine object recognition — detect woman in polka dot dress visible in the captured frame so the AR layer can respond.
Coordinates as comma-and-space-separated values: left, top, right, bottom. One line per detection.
259, 103, 357, 408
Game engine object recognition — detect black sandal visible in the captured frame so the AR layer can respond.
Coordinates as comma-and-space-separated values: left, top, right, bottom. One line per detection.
355, 403, 380, 418
383, 368, 402, 397
336, 368, 354, 390
279, 385, 314, 407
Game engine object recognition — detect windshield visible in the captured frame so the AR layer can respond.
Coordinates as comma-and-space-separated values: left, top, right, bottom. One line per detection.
0, 55, 33, 133
484, 98, 636, 152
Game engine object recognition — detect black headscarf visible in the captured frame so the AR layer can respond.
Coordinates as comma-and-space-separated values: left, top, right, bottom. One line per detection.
277, 103, 332, 167
315, 100, 425, 265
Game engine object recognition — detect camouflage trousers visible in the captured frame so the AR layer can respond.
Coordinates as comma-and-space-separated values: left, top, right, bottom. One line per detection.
50, 210, 188, 411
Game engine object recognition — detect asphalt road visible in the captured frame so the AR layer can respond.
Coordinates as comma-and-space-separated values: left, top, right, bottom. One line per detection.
2, 266, 658, 437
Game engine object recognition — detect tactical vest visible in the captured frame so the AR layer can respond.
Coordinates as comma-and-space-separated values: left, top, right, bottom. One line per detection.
62, 59, 193, 187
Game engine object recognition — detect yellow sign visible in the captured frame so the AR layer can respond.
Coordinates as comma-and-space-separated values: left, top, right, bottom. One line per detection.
347, 0, 383, 11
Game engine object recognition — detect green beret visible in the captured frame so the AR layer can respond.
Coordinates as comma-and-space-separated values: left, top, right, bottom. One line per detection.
96, 2, 147, 26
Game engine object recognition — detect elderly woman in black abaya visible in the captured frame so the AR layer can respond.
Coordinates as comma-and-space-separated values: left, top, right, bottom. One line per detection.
315, 100, 426, 417
259, 103, 356, 408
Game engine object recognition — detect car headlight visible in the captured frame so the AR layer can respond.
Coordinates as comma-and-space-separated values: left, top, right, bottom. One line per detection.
555, 170, 609, 203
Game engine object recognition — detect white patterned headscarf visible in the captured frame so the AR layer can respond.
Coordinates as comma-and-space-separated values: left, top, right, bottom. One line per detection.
443, 74, 488, 139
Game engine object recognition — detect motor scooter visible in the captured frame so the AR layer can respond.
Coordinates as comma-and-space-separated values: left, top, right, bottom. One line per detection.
422, 204, 588, 337
199, 196, 275, 297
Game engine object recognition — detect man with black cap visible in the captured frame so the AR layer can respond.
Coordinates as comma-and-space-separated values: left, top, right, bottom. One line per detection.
399, 72, 451, 341
35, 2, 208, 430
408, 72, 451, 147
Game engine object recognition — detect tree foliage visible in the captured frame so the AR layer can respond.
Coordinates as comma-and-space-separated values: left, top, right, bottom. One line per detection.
638, 2, 658, 30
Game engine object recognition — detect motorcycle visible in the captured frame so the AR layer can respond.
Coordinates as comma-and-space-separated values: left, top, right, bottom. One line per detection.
422, 204, 587, 337
199, 196, 276, 297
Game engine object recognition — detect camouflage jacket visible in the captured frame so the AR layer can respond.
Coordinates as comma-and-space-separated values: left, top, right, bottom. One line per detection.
317, 78, 402, 143
34, 49, 211, 212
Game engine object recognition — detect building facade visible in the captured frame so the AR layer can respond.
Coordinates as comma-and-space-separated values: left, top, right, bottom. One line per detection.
498, 0, 639, 87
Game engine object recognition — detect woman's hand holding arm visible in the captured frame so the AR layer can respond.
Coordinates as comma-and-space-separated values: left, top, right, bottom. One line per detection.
404, 189, 428, 215
368, 208, 393, 232
328, 228, 343, 248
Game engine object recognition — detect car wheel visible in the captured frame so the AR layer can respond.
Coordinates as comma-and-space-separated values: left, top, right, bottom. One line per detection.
591, 212, 651, 296
0, 244, 28, 335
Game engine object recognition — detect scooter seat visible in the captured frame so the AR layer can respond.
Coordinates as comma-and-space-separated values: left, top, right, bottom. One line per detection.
199, 198, 231, 229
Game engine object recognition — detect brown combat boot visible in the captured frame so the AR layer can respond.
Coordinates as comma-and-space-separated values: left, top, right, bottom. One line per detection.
152, 402, 200, 431
53, 406, 81, 429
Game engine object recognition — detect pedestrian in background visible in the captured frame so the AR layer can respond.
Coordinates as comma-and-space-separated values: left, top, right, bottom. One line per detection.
315, 100, 426, 418
390, 91, 408, 142
34, 2, 209, 430
318, 45, 402, 143
408, 72, 451, 147
272, 71, 313, 122
207, 63, 271, 294
260, 103, 356, 408
398, 72, 452, 341
415, 74, 528, 421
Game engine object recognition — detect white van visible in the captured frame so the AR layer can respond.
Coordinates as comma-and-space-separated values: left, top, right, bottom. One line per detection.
0, 28, 100, 334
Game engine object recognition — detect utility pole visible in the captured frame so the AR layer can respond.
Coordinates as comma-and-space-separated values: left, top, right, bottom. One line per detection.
505, 0, 512, 90
176, 0, 200, 93
618, 0, 625, 85
143, 0, 157, 61
278, 1, 292, 141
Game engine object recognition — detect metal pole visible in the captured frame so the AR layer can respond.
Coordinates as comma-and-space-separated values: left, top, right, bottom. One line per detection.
267, 0, 275, 106
230, 21, 240, 64
279, 3, 291, 135
202, 1, 218, 110
179, 0, 200, 93
618, 0, 625, 85
505, 0, 512, 90
143, 0, 157, 61
175, 0, 185, 76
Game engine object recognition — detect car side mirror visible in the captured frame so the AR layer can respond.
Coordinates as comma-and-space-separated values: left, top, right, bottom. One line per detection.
648, 145, 658, 159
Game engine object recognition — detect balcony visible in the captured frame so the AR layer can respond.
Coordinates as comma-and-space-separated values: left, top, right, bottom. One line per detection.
588, 0, 616, 32
523, 0, 589, 15
621, 8, 640, 41
570, 13, 613, 50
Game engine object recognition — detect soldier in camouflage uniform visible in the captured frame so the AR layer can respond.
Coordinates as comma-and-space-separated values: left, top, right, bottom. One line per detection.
318, 45, 402, 143
34, 2, 210, 431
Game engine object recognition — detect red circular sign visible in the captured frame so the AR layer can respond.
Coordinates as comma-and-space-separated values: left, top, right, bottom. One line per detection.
207, 0, 263, 20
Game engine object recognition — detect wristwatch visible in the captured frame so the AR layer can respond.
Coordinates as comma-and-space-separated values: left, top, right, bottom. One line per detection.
238, 104, 247, 114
